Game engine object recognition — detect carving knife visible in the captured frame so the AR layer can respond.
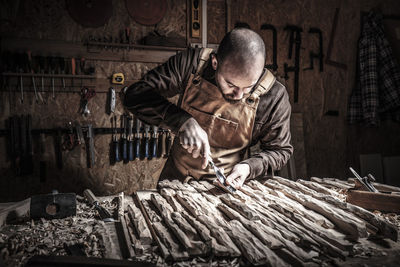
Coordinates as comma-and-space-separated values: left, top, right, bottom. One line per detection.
209, 158, 236, 194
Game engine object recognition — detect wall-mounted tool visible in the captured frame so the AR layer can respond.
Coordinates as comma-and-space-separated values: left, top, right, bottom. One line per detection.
75, 122, 85, 146
121, 114, 128, 163
27, 51, 40, 103
111, 73, 124, 85
47, 56, 56, 99
165, 130, 172, 158
58, 56, 66, 91
85, 124, 95, 168
79, 87, 96, 116
111, 116, 120, 164
284, 25, 302, 103
62, 122, 76, 151
261, 24, 278, 71
127, 116, 134, 162
143, 123, 150, 160
158, 128, 165, 158
107, 87, 116, 115
325, 8, 347, 70
191, 0, 202, 38
37, 55, 47, 103
135, 118, 141, 160
304, 28, 323, 72
151, 125, 159, 159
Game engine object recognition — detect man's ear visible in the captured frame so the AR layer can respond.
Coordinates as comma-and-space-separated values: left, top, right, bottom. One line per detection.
211, 54, 218, 71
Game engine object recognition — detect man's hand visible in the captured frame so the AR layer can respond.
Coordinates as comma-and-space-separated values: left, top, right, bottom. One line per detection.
179, 118, 211, 169
225, 163, 250, 189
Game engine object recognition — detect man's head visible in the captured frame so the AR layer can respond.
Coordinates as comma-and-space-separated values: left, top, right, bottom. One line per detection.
212, 28, 266, 102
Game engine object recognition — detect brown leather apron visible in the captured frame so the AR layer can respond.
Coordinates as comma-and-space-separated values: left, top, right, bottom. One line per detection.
162, 48, 276, 181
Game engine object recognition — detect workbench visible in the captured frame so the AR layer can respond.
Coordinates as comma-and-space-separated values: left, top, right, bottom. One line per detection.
1, 177, 400, 266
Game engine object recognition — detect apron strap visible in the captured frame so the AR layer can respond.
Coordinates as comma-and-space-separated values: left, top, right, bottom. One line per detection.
246, 69, 276, 103
195, 48, 214, 76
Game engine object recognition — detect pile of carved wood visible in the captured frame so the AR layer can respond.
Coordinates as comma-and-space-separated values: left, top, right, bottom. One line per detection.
128, 177, 399, 266
0, 197, 107, 266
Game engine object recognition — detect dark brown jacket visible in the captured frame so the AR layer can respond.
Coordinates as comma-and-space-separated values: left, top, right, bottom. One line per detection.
124, 47, 293, 179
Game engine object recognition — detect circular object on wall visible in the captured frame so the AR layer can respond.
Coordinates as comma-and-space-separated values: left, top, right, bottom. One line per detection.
66, 0, 113, 28
126, 0, 167, 26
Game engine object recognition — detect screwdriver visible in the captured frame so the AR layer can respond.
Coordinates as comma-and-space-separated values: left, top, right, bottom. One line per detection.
159, 129, 166, 157
135, 118, 141, 160
144, 124, 150, 160
165, 130, 172, 158
121, 114, 128, 162
111, 116, 120, 164
152, 126, 158, 159
127, 116, 134, 161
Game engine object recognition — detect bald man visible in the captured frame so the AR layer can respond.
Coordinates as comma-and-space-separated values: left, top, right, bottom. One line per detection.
124, 28, 293, 189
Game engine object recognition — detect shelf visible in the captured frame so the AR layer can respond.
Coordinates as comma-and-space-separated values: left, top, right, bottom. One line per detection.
1, 37, 187, 64
85, 41, 187, 52
1, 72, 95, 79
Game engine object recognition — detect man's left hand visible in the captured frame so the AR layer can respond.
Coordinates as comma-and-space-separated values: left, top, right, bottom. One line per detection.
225, 163, 250, 189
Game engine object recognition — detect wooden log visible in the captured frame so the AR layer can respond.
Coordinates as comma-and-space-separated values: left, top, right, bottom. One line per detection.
220, 194, 261, 220
115, 216, 135, 259
127, 204, 153, 245
217, 203, 284, 250
189, 180, 211, 192
174, 190, 241, 257
310, 177, 352, 190
150, 193, 208, 256
158, 179, 197, 193
152, 221, 189, 261
227, 219, 289, 266
117, 192, 124, 220
245, 181, 335, 229
297, 179, 343, 199
252, 204, 348, 259
272, 178, 381, 235
134, 192, 170, 260
124, 213, 144, 255
264, 179, 368, 241
273, 177, 398, 241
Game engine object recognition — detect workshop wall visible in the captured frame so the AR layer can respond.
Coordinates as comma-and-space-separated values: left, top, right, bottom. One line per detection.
1, 0, 400, 201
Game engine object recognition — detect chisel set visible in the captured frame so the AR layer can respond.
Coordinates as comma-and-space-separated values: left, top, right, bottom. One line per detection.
3, 114, 172, 177
110, 114, 172, 165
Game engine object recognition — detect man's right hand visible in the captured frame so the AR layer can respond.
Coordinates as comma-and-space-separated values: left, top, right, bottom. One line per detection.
178, 117, 211, 169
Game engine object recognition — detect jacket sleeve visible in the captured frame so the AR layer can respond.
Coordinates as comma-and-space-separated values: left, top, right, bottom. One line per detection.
241, 88, 293, 179
123, 48, 200, 133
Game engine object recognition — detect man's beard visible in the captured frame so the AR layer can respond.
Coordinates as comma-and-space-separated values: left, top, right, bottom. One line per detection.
222, 93, 241, 104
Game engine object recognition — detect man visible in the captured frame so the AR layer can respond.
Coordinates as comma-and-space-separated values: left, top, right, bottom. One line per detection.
124, 28, 292, 189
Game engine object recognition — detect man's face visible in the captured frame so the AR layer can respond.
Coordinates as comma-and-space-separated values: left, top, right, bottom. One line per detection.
212, 54, 264, 102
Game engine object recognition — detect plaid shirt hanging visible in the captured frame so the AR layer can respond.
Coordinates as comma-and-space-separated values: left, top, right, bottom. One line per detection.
348, 11, 400, 126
